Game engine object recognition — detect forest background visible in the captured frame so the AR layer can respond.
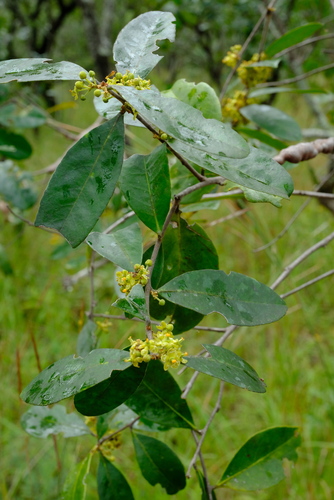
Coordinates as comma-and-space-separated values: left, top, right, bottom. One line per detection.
1, 0, 334, 499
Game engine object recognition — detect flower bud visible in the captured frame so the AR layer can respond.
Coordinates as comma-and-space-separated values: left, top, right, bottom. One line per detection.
89, 70, 96, 77
115, 72, 123, 80
94, 89, 102, 97
158, 299, 165, 306
160, 133, 168, 141
145, 259, 153, 267
79, 71, 87, 79
75, 81, 84, 89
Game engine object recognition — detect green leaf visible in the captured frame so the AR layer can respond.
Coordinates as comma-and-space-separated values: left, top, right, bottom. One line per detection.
240, 105, 302, 142
266, 23, 323, 57
0, 58, 88, 83
114, 86, 249, 159
20, 348, 130, 405
77, 320, 98, 357
35, 114, 124, 247
21, 404, 90, 438
86, 223, 142, 271
196, 469, 217, 500
62, 453, 93, 500
94, 96, 144, 127
149, 216, 219, 334
237, 128, 288, 150
126, 360, 195, 429
113, 284, 147, 321
0, 160, 37, 210
74, 363, 147, 416
120, 144, 171, 233
158, 270, 287, 327
98, 455, 135, 500
185, 345, 266, 393
0, 104, 46, 128
218, 427, 301, 490
132, 432, 186, 494
170, 142, 294, 198
0, 129, 32, 159
168, 79, 222, 120
248, 87, 327, 98
113, 11, 176, 78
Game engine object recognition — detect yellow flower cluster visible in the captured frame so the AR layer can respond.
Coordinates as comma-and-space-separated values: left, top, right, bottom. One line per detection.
222, 90, 256, 125
126, 322, 188, 371
222, 44, 242, 68
116, 261, 152, 295
99, 433, 121, 462
237, 52, 273, 87
70, 70, 151, 102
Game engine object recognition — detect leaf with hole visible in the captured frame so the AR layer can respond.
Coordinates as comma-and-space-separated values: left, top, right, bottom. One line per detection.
113, 11, 176, 78
185, 345, 266, 393
35, 114, 124, 247
158, 270, 287, 326
132, 432, 186, 494
217, 427, 301, 490
20, 349, 130, 405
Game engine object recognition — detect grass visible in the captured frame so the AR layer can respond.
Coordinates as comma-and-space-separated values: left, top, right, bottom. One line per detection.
1, 93, 334, 500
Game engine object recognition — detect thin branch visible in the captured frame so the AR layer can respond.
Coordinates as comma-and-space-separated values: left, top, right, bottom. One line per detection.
270, 231, 334, 290
274, 33, 334, 58
280, 269, 334, 299
5, 205, 57, 234
219, 0, 278, 99
256, 62, 334, 88
63, 258, 108, 289
273, 137, 334, 165
187, 382, 224, 478
103, 211, 135, 234
293, 190, 334, 199
191, 432, 213, 499
205, 208, 249, 227
98, 417, 140, 446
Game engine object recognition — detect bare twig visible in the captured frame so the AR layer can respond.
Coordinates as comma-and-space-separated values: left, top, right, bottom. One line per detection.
274, 33, 334, 58
5, 204, 57, 234
270, 231, 334, 290
191, 431, 213, 499
205, 208, 249, 227
280, 269, 334, 299
292, 190, 334, 199
103, 211, 135, 234
256, 62, 334, 88
187, 382, 224, 478
98, 417, 140, 447
273, 137, 334, 164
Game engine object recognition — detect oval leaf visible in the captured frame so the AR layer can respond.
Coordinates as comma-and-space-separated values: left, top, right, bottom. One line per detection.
21, 405, 90, 438
35, 114, 124, 247
170, 141, 294, 198
0, 58, 87, 83
62, 453, 92, 500
20, 349, 130, 405
113, 86, 249, 159
120, 144, 171, 233
74, 363, 147, 416
218, 427, 301, 491
158, 270, 287, 326
168, 79, 222, 120
240, 105, 302, 142
0, 129, 32, 160
237, 128, 288, 150
132, 432, 186, 494
86, 223, 142, 271
125, 360, 195, 429
266, 23, 323, 57
98, 455, 134, 500
113, 11, 176, 78
185, 345, 266, 393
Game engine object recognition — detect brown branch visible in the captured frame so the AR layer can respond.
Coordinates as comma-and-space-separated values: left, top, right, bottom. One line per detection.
274, 33, 334, 58
280, 269, 334, 299
273, 137, 334, 164
256, 62, 334, 88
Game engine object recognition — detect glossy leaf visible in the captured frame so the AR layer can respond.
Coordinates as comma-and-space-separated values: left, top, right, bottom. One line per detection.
0, 58, 87, 83
62, 453, 93, 500
21, 404, 90, 438
126, 360, 195, 429
249, 87, 327, 98
86, 223, 142, 271
158, 270, 287, 326
98, 455, 134, 500
113, 11, 176, 78
20, 349, 130, 405
149, 216, 219, 334
132, 432, 186, 494
0, 160, 37, 210
168, 79, 222, 120
218, 427, 301, 490
266, 23, 323, 57
74, 363, 146, 416
0, 129, 32, 159
114, 86, 249, 159
120, 144, 171, 233
240, 105, 302, 142
185, 345, 266, 393
76, 320, 98, 357
94, 95, 144, 127
35, 114, 124, 248
170, 142, 294, 198
237, 128, 287, 150
113, 284, 147, 320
